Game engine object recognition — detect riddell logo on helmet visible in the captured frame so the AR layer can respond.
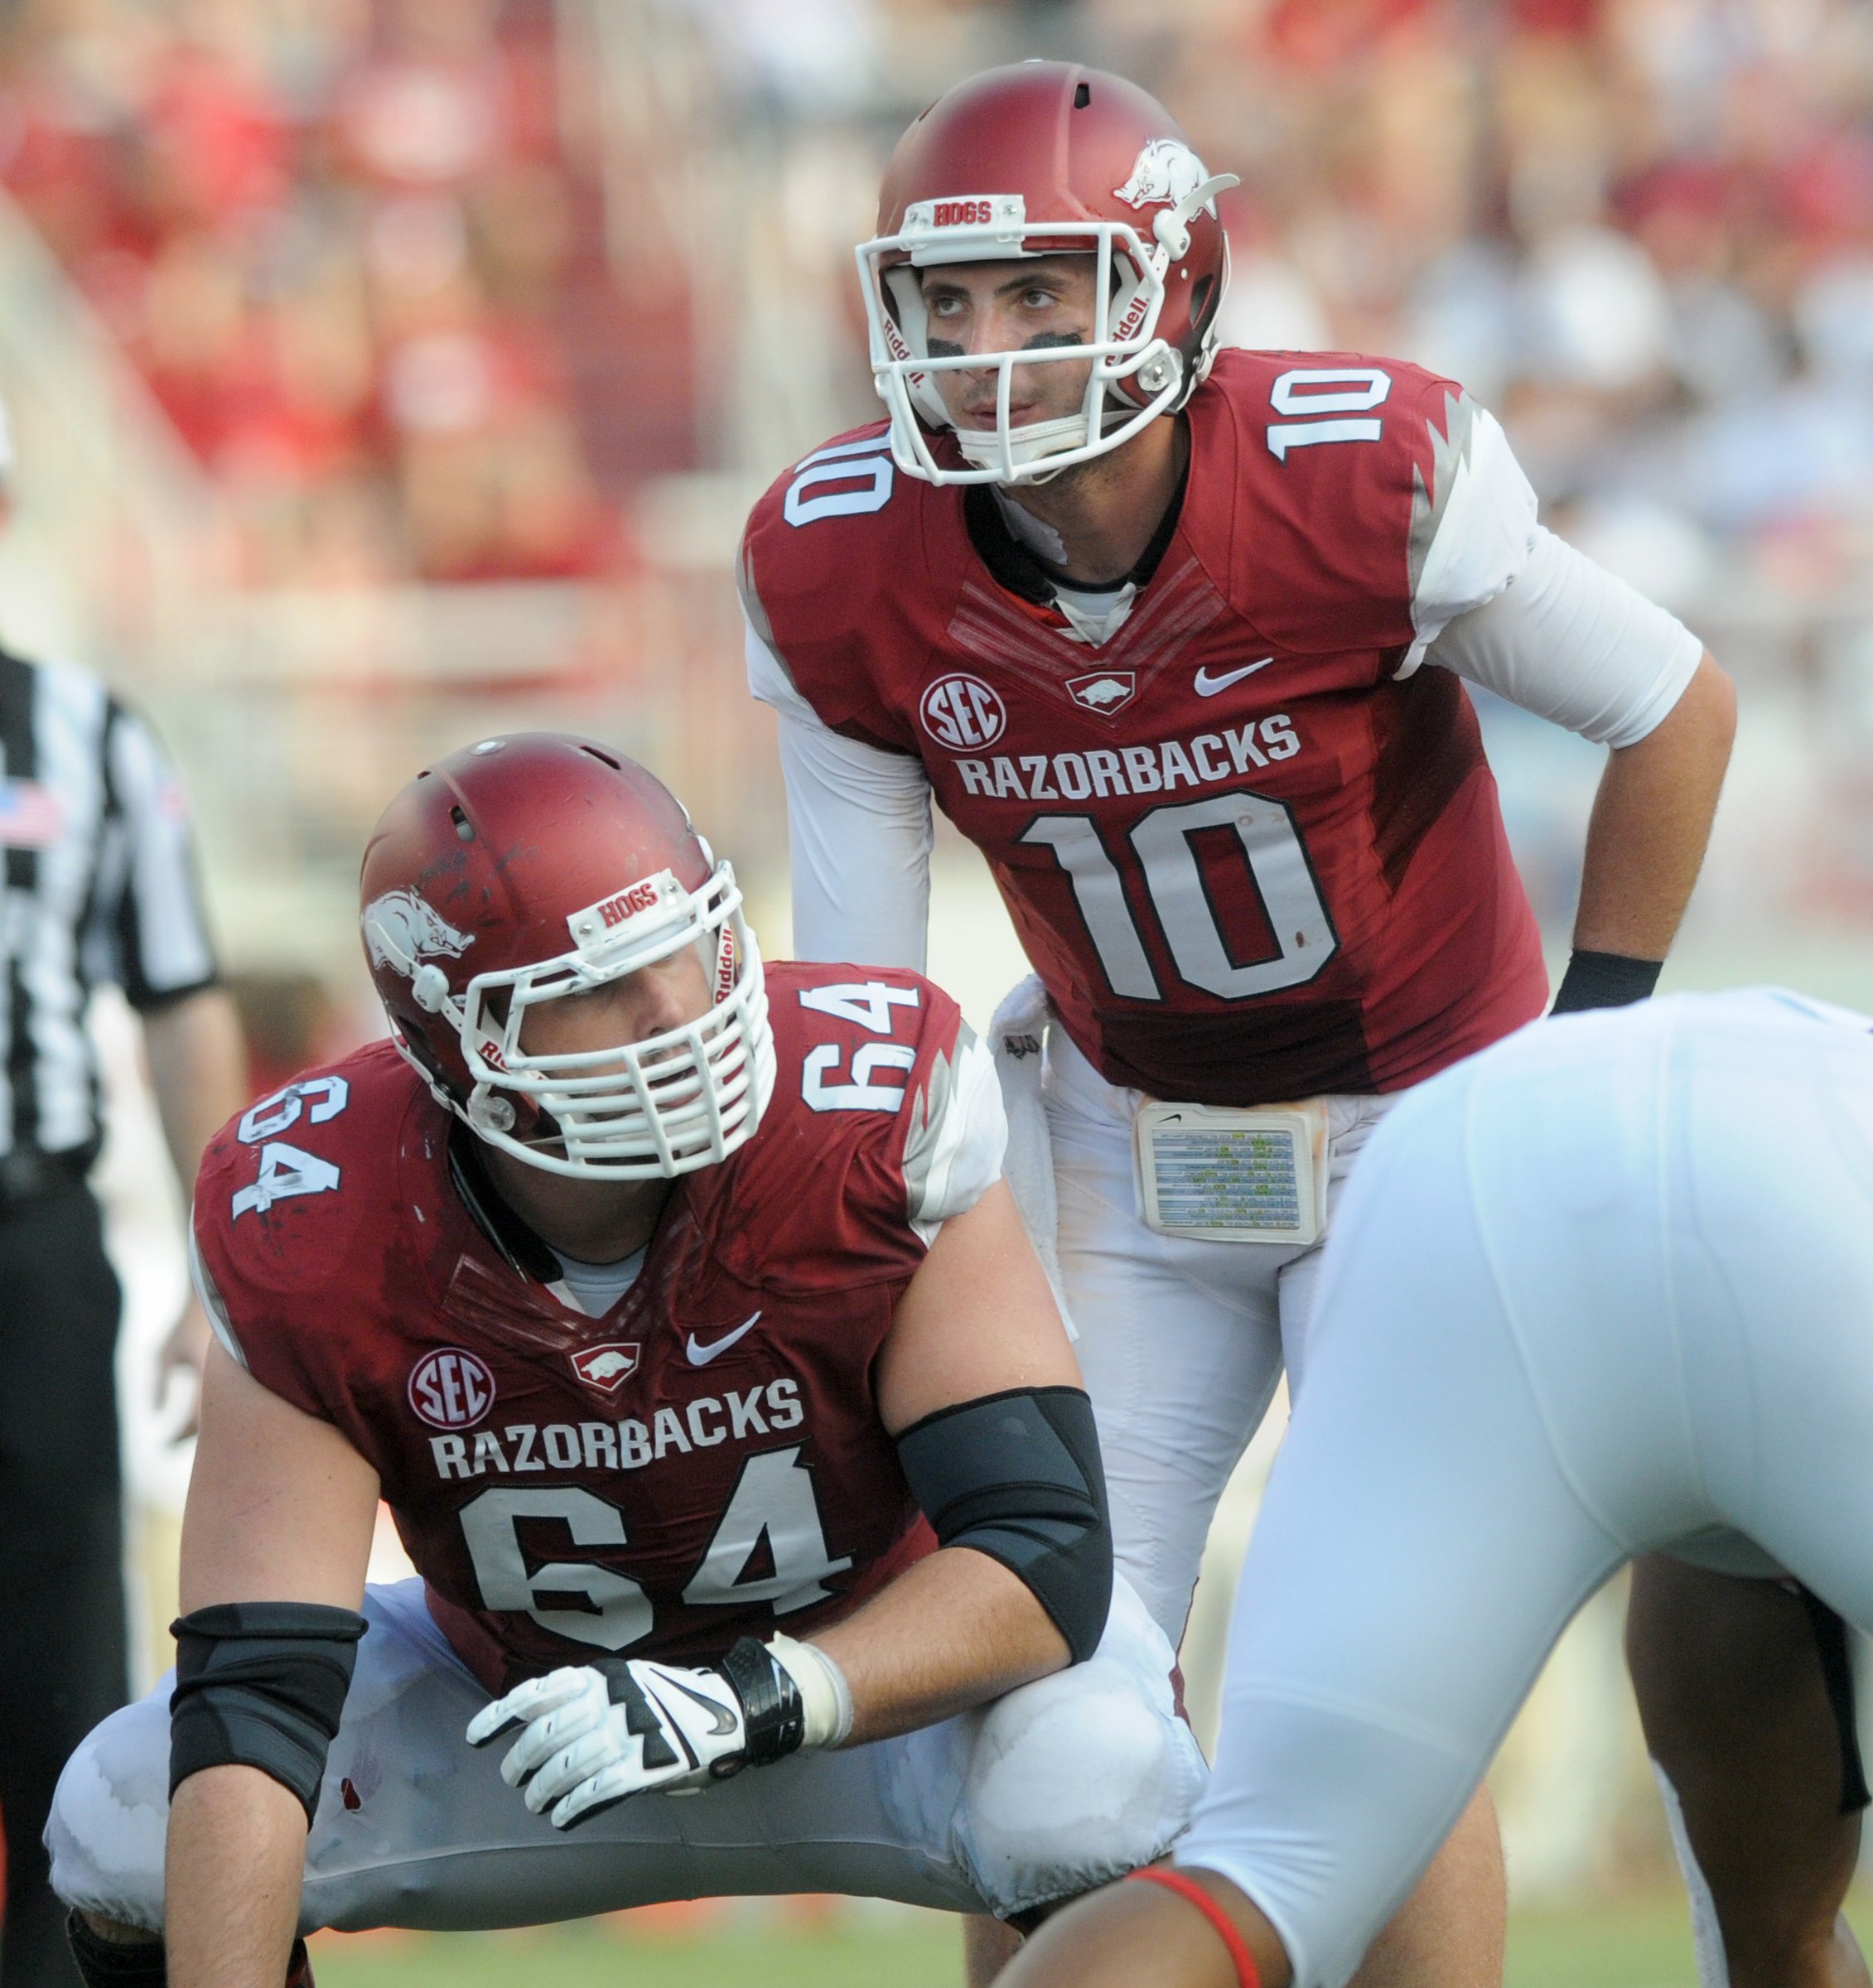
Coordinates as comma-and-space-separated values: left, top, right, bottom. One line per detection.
598, 879, 663, 928
1113, 291, 1152, 345
920, 674, 1007, 752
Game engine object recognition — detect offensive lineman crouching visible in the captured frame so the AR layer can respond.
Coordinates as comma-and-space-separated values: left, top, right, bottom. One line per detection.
47, 735, 1200, 1988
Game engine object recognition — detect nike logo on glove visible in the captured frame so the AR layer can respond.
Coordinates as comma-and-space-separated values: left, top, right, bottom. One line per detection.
686, 1313, 761, 1365
1194, 658, 1274, 696
664, 1677, 741, 1737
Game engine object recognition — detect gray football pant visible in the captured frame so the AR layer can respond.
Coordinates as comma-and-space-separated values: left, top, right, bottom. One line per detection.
51, 1574, 1203, 1932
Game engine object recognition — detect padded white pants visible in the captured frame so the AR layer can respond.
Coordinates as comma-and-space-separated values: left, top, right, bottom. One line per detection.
1179, 990, 1873, 1988
1039, 1017, 1394, 1647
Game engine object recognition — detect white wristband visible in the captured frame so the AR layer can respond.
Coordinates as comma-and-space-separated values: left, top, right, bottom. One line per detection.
765, 1633, 854, 1749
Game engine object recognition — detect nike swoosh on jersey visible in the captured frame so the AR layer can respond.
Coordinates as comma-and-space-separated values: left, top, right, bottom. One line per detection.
1193, 658, 1275, 696
685, 1313, 762, 1365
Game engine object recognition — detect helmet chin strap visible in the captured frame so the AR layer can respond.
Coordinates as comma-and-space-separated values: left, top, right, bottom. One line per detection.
1151, 172, 1240, 263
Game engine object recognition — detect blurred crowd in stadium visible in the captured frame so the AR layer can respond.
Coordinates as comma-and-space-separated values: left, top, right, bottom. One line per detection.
0, 0, 1861, 1938
0, 0, 1867, 612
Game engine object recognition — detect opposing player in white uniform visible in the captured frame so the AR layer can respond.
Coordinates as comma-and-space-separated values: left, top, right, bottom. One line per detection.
999, 987, 1873, 1988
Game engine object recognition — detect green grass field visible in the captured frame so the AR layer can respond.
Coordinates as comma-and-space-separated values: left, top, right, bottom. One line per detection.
302, 1894, 1873, 1987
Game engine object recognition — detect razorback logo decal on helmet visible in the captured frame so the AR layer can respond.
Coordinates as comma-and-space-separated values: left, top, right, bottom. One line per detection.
364, 890, 473, 975
1113, 138, 1219, 215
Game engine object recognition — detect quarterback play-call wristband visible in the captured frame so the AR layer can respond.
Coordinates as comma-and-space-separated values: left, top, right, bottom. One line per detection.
1548, 949, 1663, 1014
1124, 1867, 1262, 1988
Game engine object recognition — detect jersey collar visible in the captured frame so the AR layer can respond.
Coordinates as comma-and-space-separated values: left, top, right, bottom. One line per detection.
446, 1122, 563, 1286
962, 438, 1190, 612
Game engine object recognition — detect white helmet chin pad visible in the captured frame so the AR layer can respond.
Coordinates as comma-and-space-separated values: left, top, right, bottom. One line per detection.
408, 860, 778, 1180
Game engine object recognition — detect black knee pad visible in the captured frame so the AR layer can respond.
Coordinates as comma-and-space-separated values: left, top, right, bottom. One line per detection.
68, 1914, 316, 1988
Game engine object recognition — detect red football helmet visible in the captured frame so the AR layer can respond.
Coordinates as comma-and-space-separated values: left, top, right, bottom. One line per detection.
360, 734, 775, 1180
857, 61, 1237, 485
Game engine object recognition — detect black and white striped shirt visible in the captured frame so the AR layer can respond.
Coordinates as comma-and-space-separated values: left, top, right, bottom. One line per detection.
0, 647, 217, 1160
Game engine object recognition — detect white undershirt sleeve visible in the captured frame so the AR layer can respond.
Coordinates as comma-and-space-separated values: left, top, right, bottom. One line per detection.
1424, 526, 1706, 749
745, 615, 934, 972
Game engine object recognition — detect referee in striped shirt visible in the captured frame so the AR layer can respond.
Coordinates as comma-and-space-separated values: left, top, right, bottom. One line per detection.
0, 449, 246, 1984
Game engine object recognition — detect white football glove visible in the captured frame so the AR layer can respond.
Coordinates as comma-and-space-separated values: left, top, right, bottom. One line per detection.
466, 1635, 849, 1830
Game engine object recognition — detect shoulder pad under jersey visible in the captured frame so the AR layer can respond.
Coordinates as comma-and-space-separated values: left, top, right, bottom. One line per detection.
192, 1040, 432, 1319
702, 959, 1004, 1286
740, 421, 951, 754
1193, 348, 1528, 655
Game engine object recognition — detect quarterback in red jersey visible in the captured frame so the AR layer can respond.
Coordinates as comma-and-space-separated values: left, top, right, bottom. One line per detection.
48, 736, 1201, 1988
743, 60, 1737, 1988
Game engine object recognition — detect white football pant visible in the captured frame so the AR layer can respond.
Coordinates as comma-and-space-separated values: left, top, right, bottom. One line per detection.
1040, 1020, 1395, 1646
49, 1575, 1202, 1933
1177, 988, 1873, 1988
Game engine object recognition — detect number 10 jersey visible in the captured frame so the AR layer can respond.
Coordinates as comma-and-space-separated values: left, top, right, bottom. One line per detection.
741, 349, 1551, 1105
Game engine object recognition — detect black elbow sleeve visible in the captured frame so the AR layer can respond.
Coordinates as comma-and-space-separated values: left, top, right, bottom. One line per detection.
894, 1385, 1113, 1665
170, 1603, 367, 1825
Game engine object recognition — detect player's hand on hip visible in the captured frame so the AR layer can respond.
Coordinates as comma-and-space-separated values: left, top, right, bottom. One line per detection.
467, 1657, 753, 1826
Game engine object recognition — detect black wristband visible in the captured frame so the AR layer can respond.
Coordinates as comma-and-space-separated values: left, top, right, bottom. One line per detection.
1549, 949, 1663, 1015
719, 1638, 805, 1768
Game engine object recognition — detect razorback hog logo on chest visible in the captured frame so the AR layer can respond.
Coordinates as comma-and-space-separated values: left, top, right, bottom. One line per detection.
570, 1342, 641, 1392
1066, 671, 1137, 717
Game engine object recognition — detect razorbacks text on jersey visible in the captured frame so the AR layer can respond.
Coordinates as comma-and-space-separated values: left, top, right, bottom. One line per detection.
741, 349, 1550, 1105
189, 962, 1003, 1695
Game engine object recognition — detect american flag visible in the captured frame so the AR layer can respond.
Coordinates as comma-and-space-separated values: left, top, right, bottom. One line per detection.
0, 778, 65, 849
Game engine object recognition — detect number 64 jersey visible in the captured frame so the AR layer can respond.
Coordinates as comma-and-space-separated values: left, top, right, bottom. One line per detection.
189, 962, 1003, 1695
742, 349, 1553, 1106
